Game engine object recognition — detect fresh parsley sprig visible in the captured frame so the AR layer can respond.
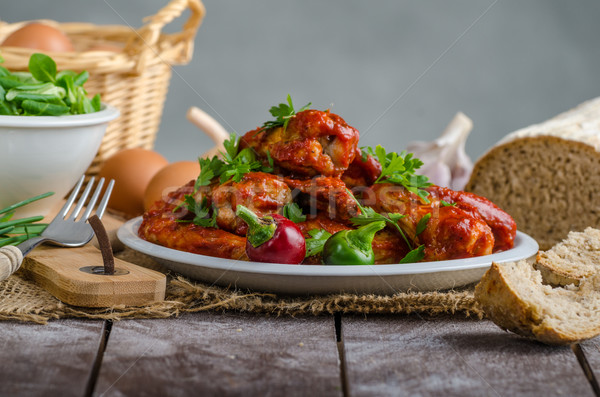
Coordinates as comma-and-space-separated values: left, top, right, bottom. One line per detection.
305, 229, 332, 258
347, 189, 426, 264
441, 200, 456, 207
261, 94, 311, 131
362, 145, 432, 203
349, 193, 411, 248
179, 133, 274, 227
194, 133, 272, 189
415, 213, 431, 236
282, 202, 306, 223
176, 196, 218, 227
398, 245, 425, 264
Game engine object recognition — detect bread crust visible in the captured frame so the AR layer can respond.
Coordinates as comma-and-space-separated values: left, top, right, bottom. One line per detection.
474, 262, 541, 340
475, 260, 600, 345
466, 133, 600, 250
466, 97, 600, 250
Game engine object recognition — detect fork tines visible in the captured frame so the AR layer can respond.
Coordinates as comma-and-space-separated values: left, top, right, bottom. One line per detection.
60, 176, 115, 222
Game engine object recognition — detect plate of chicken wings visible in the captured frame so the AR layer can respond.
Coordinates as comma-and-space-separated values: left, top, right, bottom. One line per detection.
119, 219, 538, 294
119, 97, 539, 295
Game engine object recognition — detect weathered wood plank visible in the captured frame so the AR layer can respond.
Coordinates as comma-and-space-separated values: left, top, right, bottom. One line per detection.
576, 339, 600, 395
342, 315, 594, 397
0, 319, 106, 397
94, 313, 342, 397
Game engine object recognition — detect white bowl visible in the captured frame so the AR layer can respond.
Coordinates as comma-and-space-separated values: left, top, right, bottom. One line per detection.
0, 104, 120, 217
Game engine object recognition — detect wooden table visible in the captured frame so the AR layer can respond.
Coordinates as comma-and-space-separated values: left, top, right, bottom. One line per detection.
2, 312, 599, 396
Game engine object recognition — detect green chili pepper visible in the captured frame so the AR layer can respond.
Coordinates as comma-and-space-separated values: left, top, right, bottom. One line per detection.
322, 221, 386, 265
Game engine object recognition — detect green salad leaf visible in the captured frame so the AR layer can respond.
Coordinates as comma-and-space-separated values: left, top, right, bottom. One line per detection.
0, 53, 100, 116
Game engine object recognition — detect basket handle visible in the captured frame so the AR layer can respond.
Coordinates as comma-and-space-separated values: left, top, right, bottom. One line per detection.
127, 0, 205, 73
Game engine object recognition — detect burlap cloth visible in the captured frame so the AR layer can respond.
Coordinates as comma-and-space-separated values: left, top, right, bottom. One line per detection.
0, 248, 483, 324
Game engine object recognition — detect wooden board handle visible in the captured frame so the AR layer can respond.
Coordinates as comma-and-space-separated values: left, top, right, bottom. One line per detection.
0, 246, 23, 281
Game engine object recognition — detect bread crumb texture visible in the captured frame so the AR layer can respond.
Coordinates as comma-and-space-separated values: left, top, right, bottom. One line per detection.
475, 229, 600, 345
466, 97, 600, 250
536, 227, 600, 286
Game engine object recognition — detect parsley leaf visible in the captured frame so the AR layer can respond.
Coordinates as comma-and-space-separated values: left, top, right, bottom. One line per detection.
347, 189, 426, 263
261, 94, 311, 131
363, 145, 432, 203
262, 150, 274, 173
195, 156, 221, 188
183, 133, 277, 227
192, 133, 274, 190
219, 147, 264, 183
283, 202, 307, 223
347, 189, 412, 248
305, 229, 332, 257
415, 213, 431, 236
441, 200, 456, 207
176, 196, 218, 227
399, 245, 425, 264
222, 133, 240, 162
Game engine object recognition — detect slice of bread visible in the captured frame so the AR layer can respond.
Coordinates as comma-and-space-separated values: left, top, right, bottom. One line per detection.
536, 227, 600, 287
465, 97, 600, 250
475, 260, 600, 345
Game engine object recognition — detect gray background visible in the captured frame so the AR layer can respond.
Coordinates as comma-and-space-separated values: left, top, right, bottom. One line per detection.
2, 1, 599, 162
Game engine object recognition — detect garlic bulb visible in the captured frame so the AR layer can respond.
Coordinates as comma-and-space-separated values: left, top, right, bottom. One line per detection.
405, 112, 474, 191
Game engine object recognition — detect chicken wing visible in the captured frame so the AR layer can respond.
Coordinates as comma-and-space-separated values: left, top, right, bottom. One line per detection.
212, 172, 292, 235
139, 185, 248, 260
365, 183, 495, 260
284, 176, 360, 223
425, 185, 516, 252
241, 109, 359, 177
341, 148, 382, 188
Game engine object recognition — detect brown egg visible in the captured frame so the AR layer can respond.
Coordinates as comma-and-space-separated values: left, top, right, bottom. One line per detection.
98, 148, 169, 217
2, 22, 74, 52
143, 161, 200, 211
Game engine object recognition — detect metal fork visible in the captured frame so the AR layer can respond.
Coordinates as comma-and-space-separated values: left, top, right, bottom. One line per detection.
0, 175, 115, 281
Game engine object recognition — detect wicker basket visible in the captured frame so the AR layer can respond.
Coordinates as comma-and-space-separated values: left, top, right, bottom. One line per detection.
0, 0, 205, 177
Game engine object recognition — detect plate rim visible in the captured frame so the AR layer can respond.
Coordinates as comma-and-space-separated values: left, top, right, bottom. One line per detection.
117, 217, 539, 278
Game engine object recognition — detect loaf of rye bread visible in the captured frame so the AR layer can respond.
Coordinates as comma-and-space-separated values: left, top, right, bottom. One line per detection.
475, 227, 600, 345
465, 97, 600, 250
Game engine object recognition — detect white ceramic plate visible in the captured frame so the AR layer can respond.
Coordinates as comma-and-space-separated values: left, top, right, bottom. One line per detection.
118, 217, 539, 295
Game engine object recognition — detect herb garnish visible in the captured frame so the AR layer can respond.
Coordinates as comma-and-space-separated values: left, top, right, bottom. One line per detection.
362, 145, 431, 203
0, 53, 100, 116
305, 229, 332, 257
0, 191, 53, 247
441, 200, 456, 207
415, 213, 431, 236
348, 190, 426, 264
193, 133, 272, 189
261, 94, 311, 131
176, 196, 218, 227
177, 133, 273, 226
282, 202, 306, 223
399, 245, 425, 264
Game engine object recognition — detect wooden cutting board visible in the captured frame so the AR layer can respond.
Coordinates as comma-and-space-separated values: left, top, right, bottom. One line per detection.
19, 209, 166, 308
